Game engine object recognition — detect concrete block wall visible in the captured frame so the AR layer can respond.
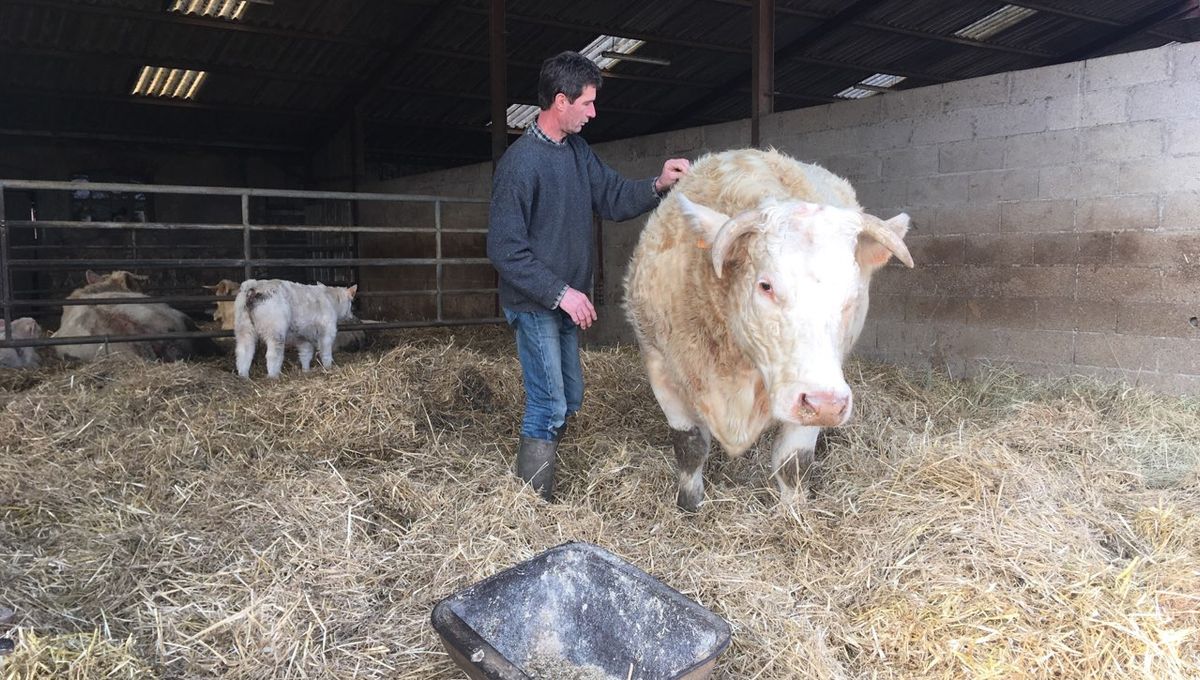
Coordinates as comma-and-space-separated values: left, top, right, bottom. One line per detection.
373, 41, 1200, 394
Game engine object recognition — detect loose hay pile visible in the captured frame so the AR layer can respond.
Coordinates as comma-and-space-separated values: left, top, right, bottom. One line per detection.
1, 326, 1198, 679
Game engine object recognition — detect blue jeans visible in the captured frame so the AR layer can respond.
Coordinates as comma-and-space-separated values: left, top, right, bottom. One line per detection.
504, 308, 583, 442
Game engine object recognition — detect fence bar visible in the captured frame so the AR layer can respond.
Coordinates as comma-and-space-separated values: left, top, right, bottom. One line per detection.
0, 317, 505, 349
241, 193, 252, 281
435, 200, 443, 322
4, 220, 488, 234
8, 257, 491, 268
0, 187, 8, 341
0, 179, 488, 204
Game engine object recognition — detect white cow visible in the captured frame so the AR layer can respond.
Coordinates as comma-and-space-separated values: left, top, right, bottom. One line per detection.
54, 270, 218, 362
0, 317, 44, 369
234, 279, 358, 378
624, 149, 914, 510
205, 278, 371, 351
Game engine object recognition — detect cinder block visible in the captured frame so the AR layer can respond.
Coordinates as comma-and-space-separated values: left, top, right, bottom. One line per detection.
962, 233, 1033, 265
1037, 163, 1120, 199
905, 234, 964, 265
857, 119, 918, 151
1004, 130, 1081, 169
1159, 268, 1200, 304
1129, 80, 1200, 122
1076, 232, 1116, 265
975, 101, 1048, 139
1161, 191, 1200, 231
968, 169, 1039, 202
907, 174, 970, 206
881, 147, 939, 180
1116, 301, 1200, 338
907, 296, 969, 324
1172, 41, 1200, 83
1047, 94, 1083, 131
942, 73, 1009, 112
1075, 195, 1158, 232
822, 153, 883, 182
1081, 121, 1164, 162
938, 264, 1076, 298
881, 87, 945, 120
1120, 156, 1200, 194
854, 180, 910, 213
1084, 47, 1171, 91
1081, 88, 1129, 127
1011, 61, 1083, 102
934, 203, 1002, 234
963, 296, 1039, 328
1072, 332, 1197, 372
761, 105, 830, 139
912, 109, 975, 145
868, 293, 907, 321
939, 138, 1007, 173
954, 326, 1076, 364
1167, 119, 1200, 157
1076, 266, 1164, 302
828, 96, 883, 128
701, 120, 751, 153
1001, 199, 1075, 233
1036, 297, 1117, 332
1112, 231, 1200, 266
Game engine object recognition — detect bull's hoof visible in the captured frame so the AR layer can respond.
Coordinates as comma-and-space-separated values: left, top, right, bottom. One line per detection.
676, 488, 703, 513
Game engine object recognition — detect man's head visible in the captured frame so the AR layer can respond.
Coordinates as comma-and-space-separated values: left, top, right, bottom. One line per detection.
537, 52, 602, 138
537, 51, 602, 109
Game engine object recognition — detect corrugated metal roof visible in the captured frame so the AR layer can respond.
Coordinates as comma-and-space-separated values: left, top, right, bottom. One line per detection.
1, 0, 1195, 176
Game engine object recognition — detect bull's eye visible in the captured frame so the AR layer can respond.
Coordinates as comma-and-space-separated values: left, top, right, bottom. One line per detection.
758, 280, 773, 293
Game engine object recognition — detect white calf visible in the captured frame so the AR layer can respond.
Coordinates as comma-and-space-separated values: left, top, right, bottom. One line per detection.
234, 279, 358, 378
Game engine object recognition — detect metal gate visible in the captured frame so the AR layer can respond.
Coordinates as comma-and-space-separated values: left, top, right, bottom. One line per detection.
0, 179, 500, 351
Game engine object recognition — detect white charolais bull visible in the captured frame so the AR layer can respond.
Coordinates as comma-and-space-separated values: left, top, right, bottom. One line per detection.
624, 149, 914, 511
234, 279, 358, 378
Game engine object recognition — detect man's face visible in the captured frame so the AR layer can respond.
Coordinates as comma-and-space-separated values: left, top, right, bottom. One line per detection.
558, 84, 597, 135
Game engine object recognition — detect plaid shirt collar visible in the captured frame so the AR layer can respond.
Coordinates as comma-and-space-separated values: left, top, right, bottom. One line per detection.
528, 120, 566, 146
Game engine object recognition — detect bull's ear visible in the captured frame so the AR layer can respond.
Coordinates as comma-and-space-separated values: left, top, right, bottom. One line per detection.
676, 193, 730, 244
346, 285, 358, 299
85, 270, 101, 284
123, 272, 149, 289
202, 284, 219, 291
857, 212, 913, 270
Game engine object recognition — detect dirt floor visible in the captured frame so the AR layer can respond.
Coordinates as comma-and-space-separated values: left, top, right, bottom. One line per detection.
2, 325, 1199, 679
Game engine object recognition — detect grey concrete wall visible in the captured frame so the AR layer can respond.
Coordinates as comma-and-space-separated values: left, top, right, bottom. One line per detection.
371, 41, 1200, 393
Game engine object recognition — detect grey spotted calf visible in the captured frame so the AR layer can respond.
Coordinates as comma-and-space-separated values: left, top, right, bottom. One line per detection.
234, 279, 358, 378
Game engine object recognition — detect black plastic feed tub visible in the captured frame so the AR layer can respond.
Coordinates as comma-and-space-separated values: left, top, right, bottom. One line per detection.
431, 542, 731, 680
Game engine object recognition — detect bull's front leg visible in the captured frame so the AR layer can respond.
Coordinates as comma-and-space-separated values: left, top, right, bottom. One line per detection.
772, 424, 821, 504
296, 341, 315, 372
672, 426, 712, 512
644, 348, 711, 512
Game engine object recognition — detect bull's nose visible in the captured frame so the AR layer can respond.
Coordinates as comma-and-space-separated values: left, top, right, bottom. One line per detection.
798, 390, 850, 423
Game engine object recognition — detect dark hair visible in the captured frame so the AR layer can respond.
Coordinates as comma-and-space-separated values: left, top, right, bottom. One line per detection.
537, 51, 602, 109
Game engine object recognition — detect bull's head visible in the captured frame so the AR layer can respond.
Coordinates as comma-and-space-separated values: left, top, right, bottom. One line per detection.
677, 193, 913, 427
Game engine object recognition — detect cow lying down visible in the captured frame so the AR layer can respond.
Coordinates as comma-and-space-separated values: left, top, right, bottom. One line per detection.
55, 270, 220, 362
0, 317, 44, 369
624, 148, 914, 511
204, 278, 371, 352
234, 279, 358, 378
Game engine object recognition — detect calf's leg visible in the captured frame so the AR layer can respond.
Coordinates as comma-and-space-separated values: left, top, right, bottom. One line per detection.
234, 328, 257, 377
264, 335, 287, 378
296, 341, 315, 372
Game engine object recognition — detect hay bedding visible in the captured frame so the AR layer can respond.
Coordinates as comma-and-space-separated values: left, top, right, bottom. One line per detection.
0, 326, 1198, 679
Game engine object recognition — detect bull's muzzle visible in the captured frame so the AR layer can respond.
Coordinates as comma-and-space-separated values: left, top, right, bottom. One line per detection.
794, 389, 851, 426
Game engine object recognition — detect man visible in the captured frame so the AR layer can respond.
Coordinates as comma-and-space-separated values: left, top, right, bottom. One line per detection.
487, 51, 690, 501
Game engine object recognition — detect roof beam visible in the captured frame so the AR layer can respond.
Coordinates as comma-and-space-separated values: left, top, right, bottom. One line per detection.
0, 45, 361, 86
704, 0, 1055, 57
657, 0, 894, 133
310, 2, 462, 150
751, 0, 774, 147
0, 86, 333, 119
3, 0, 374, 47
1008, 1, 1181, 41
1058, 0, 1199, 61
0, 128, 306, 154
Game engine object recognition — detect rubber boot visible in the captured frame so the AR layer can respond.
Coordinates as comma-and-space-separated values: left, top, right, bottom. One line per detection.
516, 436, 558, 501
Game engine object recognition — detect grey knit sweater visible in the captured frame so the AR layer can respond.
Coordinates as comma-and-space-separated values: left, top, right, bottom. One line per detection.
486, 129, 659, 312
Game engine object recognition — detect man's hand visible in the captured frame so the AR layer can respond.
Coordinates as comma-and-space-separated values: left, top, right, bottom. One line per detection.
654, 158, 692, 193
559, 287, 597, 330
